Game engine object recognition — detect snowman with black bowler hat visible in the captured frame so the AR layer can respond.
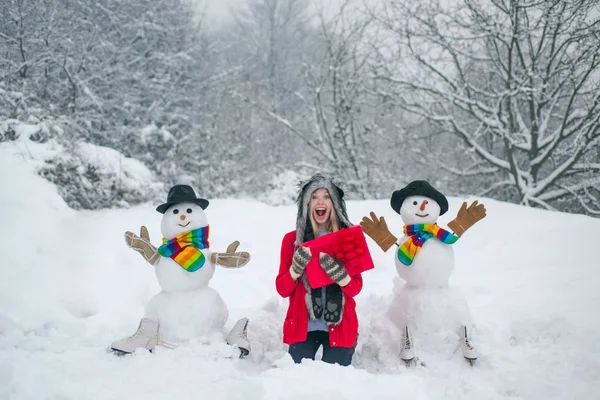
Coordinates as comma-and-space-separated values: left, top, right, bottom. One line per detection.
361, 180, 486, 365
111, 184, 252, 357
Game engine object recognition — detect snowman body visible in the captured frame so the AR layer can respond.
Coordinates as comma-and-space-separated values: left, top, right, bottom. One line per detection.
387, 195, 471, 338
395, 235, 454, 288
143, 201, 228, 344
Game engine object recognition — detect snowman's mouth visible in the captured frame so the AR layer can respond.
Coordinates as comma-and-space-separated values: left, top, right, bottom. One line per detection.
178, 222, 191, 227
416, 213, 429, 218
315, 207, 327, 217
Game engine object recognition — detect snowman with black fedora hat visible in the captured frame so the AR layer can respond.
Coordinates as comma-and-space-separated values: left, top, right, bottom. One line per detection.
361, 180, 486, 366
111, 184, 252, 357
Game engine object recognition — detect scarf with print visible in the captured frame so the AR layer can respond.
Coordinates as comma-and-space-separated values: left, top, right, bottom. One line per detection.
158, 226, 210, 272
397, 224, 458, 266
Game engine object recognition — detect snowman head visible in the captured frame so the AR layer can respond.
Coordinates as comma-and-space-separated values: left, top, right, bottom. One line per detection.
391, 180, 449, 226
160, 202, 209, 239
400, 196, 441, 225
156, 185, 210, 239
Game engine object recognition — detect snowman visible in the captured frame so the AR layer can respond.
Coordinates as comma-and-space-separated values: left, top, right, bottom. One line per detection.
111, 184, 252, 356
361, 180, 486, 365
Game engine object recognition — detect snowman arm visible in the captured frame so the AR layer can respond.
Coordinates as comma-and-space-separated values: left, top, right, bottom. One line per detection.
276, 234, 300, 298
447, 201, 487, 236
124, 228, 160, 266
210, 241, 251, 268
360, 212, 398, 252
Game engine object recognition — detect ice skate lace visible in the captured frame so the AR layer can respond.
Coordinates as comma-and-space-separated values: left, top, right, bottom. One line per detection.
239, 322, 248, 339
403, 335, 412, 350
464, 337, 474, 350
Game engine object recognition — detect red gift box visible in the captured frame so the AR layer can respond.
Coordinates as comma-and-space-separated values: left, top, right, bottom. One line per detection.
301, 226, 375, 288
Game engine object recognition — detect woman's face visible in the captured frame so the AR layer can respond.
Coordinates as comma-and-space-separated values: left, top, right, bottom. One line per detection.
310, 188, 333, 228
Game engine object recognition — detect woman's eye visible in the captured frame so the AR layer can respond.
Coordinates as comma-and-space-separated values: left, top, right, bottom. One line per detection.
187, 208, 193, 214
173, 209, 179, 214
413, 201, 418, 206
324, 195, 330, 199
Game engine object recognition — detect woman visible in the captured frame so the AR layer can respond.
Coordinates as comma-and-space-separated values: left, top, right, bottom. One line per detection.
275, 173, 363, 366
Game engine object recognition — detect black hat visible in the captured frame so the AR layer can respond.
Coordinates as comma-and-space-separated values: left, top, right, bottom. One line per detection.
156, 185, 209, 214
390, 180, 448, 215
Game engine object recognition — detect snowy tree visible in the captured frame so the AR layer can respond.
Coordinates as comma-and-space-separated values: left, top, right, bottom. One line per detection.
373, 0, 600, 213
237, 1, 396, 198
0, 0, 228, 207
227, 0, 315, 100
210, 0, 320, 194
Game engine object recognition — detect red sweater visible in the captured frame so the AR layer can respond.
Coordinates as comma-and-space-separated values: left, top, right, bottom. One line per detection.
275, 230, 363, 348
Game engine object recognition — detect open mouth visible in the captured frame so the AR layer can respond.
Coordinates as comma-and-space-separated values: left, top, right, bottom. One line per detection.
178, 222, 190, 227
415, 213, 429, 218
315, 207, 327, 217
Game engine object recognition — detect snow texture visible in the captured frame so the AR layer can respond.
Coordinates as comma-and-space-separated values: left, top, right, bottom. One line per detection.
1, 145, 600, 400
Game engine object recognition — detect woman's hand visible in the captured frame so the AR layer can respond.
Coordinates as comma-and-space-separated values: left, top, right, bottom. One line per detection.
319, 253, 351, 287
290, 246, 312, 280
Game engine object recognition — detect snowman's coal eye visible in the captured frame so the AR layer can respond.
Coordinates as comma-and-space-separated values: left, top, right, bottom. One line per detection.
186, 208, 192, 214
413, 201, 418, 205
173, 209, 179, 214
425, 200, 428, 204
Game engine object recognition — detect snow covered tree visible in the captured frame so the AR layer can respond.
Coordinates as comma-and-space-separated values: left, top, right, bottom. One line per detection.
227, 0, 314, 101
210, 0, 320, 195
373, 0, 600, 213
238, 1, 396, 198
0, 0, 228, 207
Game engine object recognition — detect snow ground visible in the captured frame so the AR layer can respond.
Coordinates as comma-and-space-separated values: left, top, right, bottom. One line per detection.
1, 142, 599, 400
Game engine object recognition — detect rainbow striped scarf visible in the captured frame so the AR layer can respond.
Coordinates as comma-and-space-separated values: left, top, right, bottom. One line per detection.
397, 224, 458, 266
158, 226, 210, 272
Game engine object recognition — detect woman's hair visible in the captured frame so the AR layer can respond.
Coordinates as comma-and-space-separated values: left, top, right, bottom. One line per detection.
294, 173, 352, 245
308, 189, 340, 237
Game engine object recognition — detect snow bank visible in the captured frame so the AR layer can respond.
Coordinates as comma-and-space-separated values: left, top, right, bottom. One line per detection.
1, 150, 599, 399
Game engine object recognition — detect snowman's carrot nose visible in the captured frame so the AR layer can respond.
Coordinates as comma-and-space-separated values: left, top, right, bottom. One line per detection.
420, 200, 427, 211
180, 215, 186, 221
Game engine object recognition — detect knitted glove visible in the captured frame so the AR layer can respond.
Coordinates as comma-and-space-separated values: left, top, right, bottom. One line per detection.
360, 211, 398, 252
124, 226, 160, 265
289, 246, 311, 280
447, 201, 487, 237
319, 253, 351, 287
210, 241, 251, 268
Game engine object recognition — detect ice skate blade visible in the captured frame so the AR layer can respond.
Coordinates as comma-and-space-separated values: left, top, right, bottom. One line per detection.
403, 357, 426, 368
239, 348, 250, 358
110, 346, 154, 356
110, 348, 132, 356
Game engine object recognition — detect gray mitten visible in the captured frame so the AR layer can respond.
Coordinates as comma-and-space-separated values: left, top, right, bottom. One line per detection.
319, 253, 351, 287
290, 246, 312, 280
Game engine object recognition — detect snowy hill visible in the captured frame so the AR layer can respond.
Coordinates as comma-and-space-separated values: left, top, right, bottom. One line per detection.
1, 146, 599, 400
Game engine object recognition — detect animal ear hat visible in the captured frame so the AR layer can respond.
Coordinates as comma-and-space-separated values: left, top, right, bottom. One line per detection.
156, 185, 209, 214
390, 180, 449, 216
294, 173, 352, 245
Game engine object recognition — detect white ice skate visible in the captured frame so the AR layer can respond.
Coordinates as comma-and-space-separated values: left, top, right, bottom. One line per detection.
225, 317, 250, 358
111, 318, 159, 354
458, 325, 477, 365
400, 325, 416, 363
